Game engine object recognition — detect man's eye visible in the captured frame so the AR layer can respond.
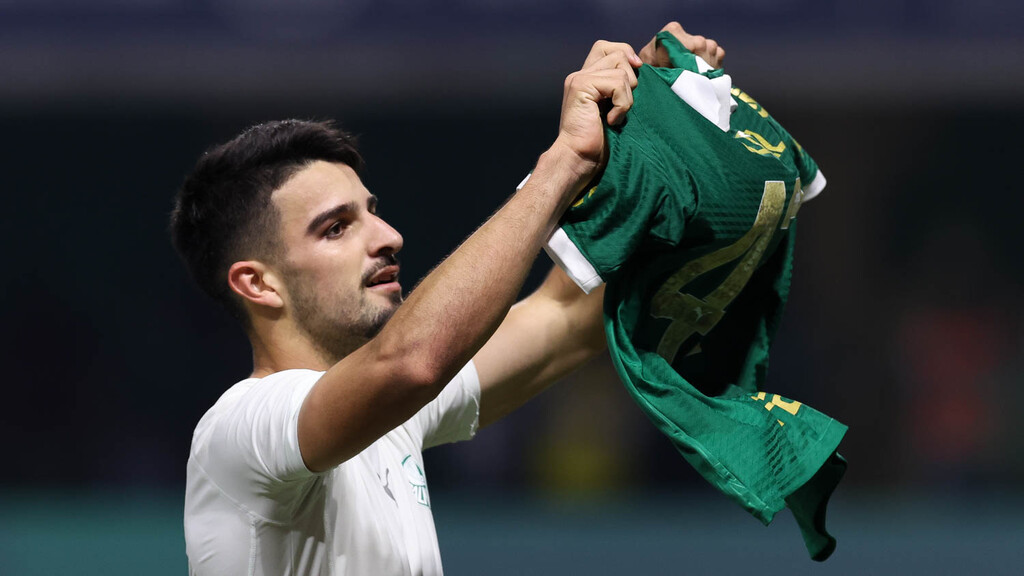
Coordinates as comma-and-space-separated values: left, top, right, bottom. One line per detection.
325, 222, 346, 238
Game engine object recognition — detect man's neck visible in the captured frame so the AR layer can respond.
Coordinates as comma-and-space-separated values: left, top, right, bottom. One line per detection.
248, 323, 336, 378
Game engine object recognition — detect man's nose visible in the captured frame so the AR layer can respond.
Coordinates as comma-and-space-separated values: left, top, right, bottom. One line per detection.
370, 214, 404, 256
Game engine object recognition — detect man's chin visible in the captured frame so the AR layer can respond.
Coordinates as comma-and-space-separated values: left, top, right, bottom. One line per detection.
376, 291, 403, 310
366, 298, 401, 335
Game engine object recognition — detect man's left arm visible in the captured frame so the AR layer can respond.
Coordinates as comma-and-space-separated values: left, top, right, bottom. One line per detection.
473, 265, 606, 428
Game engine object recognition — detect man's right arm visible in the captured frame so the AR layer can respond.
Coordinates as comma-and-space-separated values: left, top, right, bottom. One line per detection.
296, 42, 642, 473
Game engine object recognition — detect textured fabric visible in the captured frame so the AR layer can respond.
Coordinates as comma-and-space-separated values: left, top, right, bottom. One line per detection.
184, 363, 481, 575
544, 32, 846, 561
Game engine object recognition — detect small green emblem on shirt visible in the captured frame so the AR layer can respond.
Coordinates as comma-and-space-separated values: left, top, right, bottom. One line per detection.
401, 455, 431, 508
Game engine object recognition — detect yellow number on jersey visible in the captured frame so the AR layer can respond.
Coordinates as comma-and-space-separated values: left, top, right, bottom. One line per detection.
650, 179, 799, 364
751, 392, 803, 426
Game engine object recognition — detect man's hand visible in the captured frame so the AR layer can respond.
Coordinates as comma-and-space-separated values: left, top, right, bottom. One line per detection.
552, 40, 642, 181
639, 22, 726, 69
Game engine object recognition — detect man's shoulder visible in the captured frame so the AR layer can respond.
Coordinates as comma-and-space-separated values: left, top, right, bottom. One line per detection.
213, 369, 324, 408
191, 369, 325, 444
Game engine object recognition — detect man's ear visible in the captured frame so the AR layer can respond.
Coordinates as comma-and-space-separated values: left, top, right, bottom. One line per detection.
227, 260, 285, 310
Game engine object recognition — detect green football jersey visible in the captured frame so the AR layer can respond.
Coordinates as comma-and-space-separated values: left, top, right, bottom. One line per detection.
542, 32, 846, 561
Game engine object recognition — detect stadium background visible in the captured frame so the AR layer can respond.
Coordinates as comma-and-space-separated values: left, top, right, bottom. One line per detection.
2, 1, 1022, 574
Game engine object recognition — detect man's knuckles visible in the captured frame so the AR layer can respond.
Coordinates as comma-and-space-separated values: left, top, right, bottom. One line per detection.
663, 21, 685, 35
687, 35, 707, 52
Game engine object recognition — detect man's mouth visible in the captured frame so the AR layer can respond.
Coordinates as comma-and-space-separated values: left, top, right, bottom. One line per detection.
365, 265, 401, 288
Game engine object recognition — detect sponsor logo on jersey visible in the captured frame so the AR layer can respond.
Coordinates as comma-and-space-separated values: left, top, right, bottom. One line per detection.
401, 455, 431, 508
735, 130, 786, 158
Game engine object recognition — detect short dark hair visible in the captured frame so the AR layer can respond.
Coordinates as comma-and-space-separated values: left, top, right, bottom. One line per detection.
170, 119, 364, 323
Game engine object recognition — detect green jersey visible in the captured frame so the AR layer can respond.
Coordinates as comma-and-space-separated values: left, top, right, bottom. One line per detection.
542, 32, 846, 560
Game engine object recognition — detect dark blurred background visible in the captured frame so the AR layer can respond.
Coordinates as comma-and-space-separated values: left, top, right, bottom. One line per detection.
2, 1, 1023, 574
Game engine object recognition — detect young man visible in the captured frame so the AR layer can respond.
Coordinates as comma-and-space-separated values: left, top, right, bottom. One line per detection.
173, 25, 724, 576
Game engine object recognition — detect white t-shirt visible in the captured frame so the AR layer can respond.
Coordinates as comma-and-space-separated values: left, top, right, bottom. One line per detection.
184, 362, 481, 576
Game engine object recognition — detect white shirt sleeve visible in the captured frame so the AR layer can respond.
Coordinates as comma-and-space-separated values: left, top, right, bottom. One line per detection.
406, 361, 481, 450
190, 370, 322, 521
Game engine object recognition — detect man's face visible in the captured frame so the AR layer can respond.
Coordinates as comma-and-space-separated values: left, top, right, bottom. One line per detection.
270, 161, 404, 362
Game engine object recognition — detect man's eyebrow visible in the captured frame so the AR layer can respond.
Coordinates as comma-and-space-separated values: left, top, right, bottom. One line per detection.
306, 202, 357, 235
305, 195, 379, 236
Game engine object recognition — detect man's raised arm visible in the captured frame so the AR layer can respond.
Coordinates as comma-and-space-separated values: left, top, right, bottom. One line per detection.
469, 23, 728, 430
296, 42, 643, 472
474, 265, 606, 429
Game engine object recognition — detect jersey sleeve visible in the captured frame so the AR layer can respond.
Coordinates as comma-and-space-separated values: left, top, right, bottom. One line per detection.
768, 120, 827, 201
405, 361, 481, 450
542, 84, 698, 292
542, 168, 680, 293
190, 370, 322, 521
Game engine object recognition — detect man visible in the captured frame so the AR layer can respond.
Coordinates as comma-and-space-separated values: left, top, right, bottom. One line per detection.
173, 25, 724, 576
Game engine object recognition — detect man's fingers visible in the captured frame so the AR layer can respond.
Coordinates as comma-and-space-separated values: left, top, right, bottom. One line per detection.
662, 21, 686, 36
584, 52, 639, 89
554, 39, 642, 168
641, 21, 727, 69
693, 37, 725, 68
704, 39, 718, 59
606, 84, 634, 126
686, 34, 707, 55
597, 68, 635, 125
574, 68, 635, 126
638, 41, 657, 66
694, 38, 724, 68
583, 40, 642, 70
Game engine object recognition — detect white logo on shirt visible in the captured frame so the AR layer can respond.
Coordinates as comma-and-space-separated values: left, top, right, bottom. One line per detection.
401, 455, 430, 508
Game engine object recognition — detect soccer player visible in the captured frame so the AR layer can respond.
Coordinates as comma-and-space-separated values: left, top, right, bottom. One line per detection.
173, 23, 726, 576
